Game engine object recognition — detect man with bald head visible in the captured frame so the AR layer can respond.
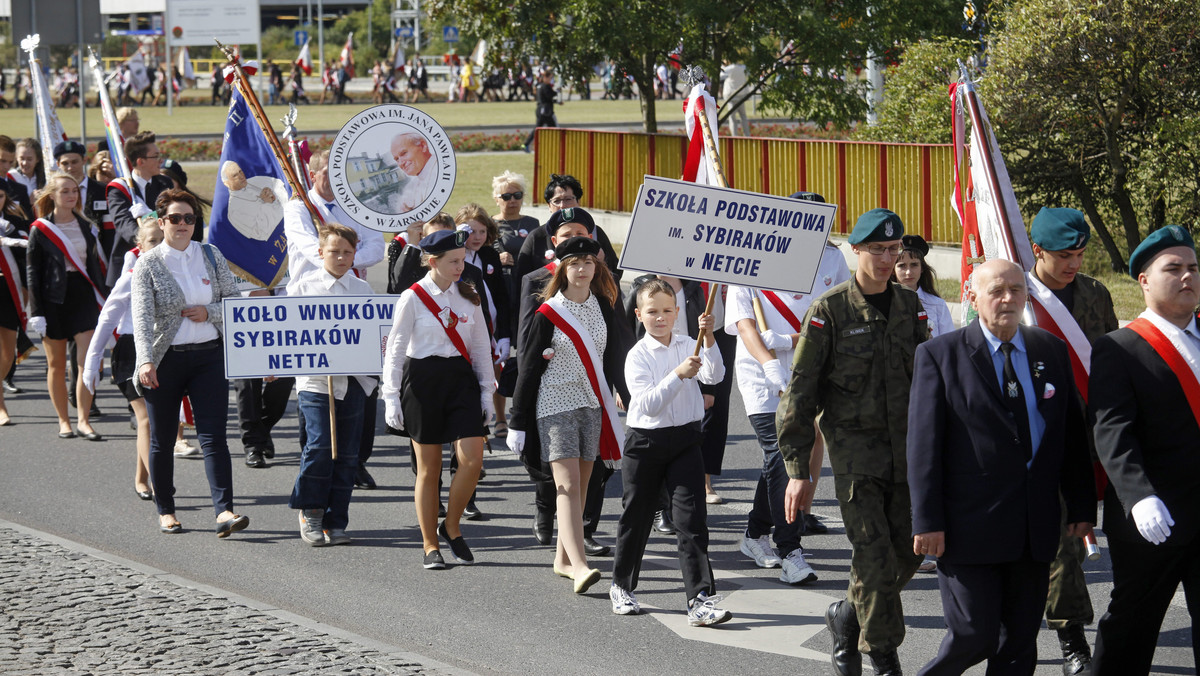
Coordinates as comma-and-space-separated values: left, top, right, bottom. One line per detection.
1090, 226, 1200, 674
907, 259, 1095, 675
390, 133, 435, 212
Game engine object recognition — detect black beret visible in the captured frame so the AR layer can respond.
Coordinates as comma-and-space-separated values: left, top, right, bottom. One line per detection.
554, 235, 601, 261
788, 191, 826, 203
901, 234, 930, 258
161, 159, 188, 187
419, 228, 468, 254
53, 140, 87, 160
545, 207, 595, 235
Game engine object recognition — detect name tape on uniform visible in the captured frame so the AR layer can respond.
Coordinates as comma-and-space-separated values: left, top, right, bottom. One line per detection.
222, 295, 396, 379
618, 176, 838, 295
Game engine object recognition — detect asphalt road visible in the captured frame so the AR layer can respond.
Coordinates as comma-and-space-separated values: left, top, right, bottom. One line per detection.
0, 270, 1193, 675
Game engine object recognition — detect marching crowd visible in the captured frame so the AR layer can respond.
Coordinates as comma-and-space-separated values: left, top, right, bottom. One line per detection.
0, 118, 1196, 675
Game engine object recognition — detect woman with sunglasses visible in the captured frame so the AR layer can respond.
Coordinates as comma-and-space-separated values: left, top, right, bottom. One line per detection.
491, 171, 538, 301
131, 189, 245, 537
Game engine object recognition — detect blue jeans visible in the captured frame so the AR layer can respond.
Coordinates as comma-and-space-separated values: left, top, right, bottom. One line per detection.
745, 412, 802, 557
145, 344, 233, 517
289, 379, 365, 531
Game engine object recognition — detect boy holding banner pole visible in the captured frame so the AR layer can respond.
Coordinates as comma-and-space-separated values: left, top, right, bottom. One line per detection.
288, 224, 374, 547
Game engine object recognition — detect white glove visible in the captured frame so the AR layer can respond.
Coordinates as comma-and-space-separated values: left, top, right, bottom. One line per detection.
507, 429, 526, 454
384, 396, 404, 430
481, 392, 496, 426
27, 316, 46, 336
761, 329, 793, 351
82, 366, 100, 394
1131, 495, 1174, 545
763, 359, 790, 395
495, 337, 511, 362
0, 236, 28, 248
130, 202, 151, 219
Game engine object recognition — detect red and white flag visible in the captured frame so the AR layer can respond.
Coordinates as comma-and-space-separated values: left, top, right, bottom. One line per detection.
295, 39, 313, 76
340, 32, 355, 78
19, 35, 68, 171
681, 83, 720, 186
177, 45, 195, 85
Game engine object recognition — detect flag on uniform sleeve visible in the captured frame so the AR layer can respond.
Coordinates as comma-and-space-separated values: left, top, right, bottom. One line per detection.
295, 39, 313, 76
340, 32, 355, 78
20, 35, 67, 172
208, 87, 292, 289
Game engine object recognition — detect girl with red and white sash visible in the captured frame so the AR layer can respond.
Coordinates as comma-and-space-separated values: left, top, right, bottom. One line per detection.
381, 229, 495, 570
508, 236, 631, 594
27, 172, 107, 440
0, 186, 32, 426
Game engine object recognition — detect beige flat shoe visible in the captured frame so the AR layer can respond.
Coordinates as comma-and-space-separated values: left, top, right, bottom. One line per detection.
705, 493, 725, 505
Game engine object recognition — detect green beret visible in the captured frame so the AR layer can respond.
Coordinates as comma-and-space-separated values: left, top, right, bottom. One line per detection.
848, 208, 904, 245
1128, 225, 1196, 279
1031, 207, 1090, 251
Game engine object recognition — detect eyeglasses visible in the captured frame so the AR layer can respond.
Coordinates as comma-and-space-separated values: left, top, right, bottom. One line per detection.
143, 154, 160, 161
499, 191, 524, 201
865, 244, 904, 256
163, 213, 197, 225
549, 196, 577, 206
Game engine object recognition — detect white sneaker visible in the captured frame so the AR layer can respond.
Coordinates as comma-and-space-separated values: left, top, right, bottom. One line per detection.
298, 509, 328, 546
779, 549, 818, 585
610, 584, 640, 615
173, 440, 200, 457
740, 534, 782, 568
687, 592, 732, 627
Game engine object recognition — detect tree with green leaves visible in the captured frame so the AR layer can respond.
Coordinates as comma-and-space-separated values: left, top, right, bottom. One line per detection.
855, 37, 979, 143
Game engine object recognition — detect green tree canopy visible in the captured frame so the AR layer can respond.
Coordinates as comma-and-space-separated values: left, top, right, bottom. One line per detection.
856, 37, 979, 143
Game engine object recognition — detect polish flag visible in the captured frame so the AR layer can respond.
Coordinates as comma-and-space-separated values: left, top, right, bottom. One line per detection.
295, 39, 313, 76
340, 32, 355, 78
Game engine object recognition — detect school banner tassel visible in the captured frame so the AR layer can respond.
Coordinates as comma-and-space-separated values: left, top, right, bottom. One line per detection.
20, 35, 68, 172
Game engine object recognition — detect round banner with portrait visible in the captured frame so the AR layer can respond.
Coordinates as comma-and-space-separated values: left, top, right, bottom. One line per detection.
327, 105, 457, 232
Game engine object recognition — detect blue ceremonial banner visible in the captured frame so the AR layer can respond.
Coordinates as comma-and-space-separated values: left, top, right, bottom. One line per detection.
209, 88, 292, 288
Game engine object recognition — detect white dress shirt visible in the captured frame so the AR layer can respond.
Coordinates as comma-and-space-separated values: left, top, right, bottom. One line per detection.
291, 268, 379, 399
161, 241, 219, 345
380, 274, 495, 402
917, 287, 956, 337
83, 250, 138, 386
284, 187, 385, 295
1141, 309, 1200, 382
625, 332, 724, 430
8, 169, 36, 199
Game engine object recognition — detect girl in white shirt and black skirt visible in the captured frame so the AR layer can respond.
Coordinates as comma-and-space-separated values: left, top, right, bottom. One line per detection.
382, 229, 495, 570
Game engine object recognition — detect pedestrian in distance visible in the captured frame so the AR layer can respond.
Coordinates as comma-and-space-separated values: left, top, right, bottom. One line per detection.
381, 229, 495, 570
131, 189, 246, 537
609, 279, 731, 627
289, 223, 376, 547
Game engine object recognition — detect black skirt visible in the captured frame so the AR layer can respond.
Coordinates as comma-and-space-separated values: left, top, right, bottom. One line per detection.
0, 274, 19, 331
110, 333, 140, 401
44, 272, 100, 341
401, 355, 485, 444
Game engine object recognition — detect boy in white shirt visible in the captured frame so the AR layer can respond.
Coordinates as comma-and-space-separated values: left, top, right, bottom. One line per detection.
288, 223, 377, 546
610, 279, 730, 626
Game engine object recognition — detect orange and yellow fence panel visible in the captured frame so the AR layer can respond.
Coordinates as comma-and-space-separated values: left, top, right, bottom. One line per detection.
533, 128, 959, 245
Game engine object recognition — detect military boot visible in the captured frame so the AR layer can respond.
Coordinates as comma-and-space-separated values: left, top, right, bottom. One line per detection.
1057, 624, 1092, 675
867, 649, 902, 676
825, 600, 862, 676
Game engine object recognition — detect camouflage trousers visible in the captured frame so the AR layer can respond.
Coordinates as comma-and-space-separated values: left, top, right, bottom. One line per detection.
834, 474, 922, 653
1045, 495, 1094, 629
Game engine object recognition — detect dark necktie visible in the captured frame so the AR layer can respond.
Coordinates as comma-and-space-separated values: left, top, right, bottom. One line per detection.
1000, 342, 1032, 461
325, 202, 337, 211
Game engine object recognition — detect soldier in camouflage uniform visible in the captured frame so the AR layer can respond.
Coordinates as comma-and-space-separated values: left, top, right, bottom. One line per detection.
1027, 207, 1118, 675
778, 209, 928, 676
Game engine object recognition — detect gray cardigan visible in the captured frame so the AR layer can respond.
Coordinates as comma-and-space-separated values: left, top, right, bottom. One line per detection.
131, 242, 240, 368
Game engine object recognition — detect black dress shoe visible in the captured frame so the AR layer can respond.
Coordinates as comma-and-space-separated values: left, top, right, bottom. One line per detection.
263, 445, 275, 459
826, 600, 863, 676
135, 489, 153, 501
463, 499, 482, 520
532, 513, 553, 545
1058, 625, 1092, 675
244, 449, 266, 468
803, 512, 830, 535
354, 466, 376, 489
866, 650, 901, 676
89, 402, 102, 418
653, 510, 676, 535
583, 537, 611, 557
75, 427, 104, 442
2, 380, 21, 394
438, 501, 447, 518
58, 430, 76, 439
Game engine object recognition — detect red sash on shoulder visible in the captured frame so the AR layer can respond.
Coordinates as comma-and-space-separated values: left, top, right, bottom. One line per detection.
32, 219, 105, 310
760, 290, 803, 332
0, 239, 26, 329
1127, 318, 1200, 424
409, 281, 472, 363
537, 297, 624, 467
544, 261, 558, 273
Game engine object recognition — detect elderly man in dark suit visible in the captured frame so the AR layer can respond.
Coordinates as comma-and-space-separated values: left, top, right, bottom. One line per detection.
1090, 225, 1200, 675
908, 259, 1095, 675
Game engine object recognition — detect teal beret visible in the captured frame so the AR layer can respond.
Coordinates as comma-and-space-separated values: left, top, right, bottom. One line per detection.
1128, 225, 1196, 279
848, 208, 904, 245
1031, 207, 1090, 251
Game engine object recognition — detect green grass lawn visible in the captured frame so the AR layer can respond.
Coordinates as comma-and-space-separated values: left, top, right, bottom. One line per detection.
936, 273, 1145, 321
187, 150, 535, 236
0, 96, 772, 139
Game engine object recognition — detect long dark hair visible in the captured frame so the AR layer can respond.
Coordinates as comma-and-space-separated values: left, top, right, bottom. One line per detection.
540, 253, 618, 307
893, 248, 941, 297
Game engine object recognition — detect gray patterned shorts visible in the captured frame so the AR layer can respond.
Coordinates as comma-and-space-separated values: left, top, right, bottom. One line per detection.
538, 406, 602, 463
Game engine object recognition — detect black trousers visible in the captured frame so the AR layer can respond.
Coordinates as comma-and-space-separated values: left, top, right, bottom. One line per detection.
700, 328, 738, 475
535, 460, 612, 538
613, 424, 715, 603
233, 377, 295, 451
918, 553, 1049, 675
1092, 531, 1200, 675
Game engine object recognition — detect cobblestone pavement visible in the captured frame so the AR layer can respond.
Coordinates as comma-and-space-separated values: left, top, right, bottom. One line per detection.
0, 527, 451, 675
